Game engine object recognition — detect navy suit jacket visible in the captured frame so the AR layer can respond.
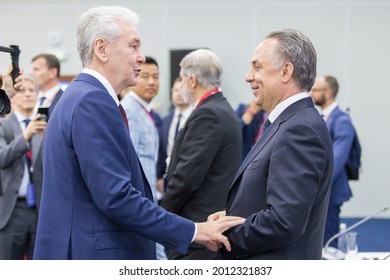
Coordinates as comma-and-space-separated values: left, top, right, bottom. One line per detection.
48, 89, 63, 117
157, 111, 174, 180
235, 104, 266, 161
326, 106, 354, 206
218, 97, 334, 260
33, 73, 194, 260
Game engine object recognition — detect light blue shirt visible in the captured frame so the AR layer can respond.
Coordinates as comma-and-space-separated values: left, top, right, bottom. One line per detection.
120, 91, 159, 202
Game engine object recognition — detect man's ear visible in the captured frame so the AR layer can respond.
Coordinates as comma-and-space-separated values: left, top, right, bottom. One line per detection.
48, 67, 58, 80
281, 62, 294, 83
325, 88, 334, 99
93, 38, 108, 62
188, 75, 197, 89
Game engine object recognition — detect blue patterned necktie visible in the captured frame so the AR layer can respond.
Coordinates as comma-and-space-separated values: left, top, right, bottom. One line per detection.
23, 119, 36, 207
39, 96, 46, 106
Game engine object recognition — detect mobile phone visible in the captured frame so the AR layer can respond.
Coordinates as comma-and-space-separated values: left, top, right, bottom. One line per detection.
37, 107, 49, 121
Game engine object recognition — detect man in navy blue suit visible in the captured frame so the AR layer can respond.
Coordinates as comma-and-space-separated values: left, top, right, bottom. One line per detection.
214, 28, 334, 260
235, 99, 266, 161
33, 6, 244, 260
311, 75, 356, 247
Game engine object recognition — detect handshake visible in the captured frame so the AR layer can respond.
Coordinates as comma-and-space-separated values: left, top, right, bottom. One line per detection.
194, 211, 245, 252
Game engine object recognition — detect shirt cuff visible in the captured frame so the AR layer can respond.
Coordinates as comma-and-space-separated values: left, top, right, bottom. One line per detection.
191, 223, 197, 242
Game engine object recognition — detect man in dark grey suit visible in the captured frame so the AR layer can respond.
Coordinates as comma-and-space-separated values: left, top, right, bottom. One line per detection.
215, 29, 334, 260
0, 75, 46, 259
161, 49, 242, 260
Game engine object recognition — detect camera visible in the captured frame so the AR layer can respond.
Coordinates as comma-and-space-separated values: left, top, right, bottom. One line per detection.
0, 89, 11, 116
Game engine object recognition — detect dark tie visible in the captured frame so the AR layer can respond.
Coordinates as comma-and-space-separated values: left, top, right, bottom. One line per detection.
255, 118, 271, 143
174, 114, 182, 139
23, 119, 36, 207
150, 109, 157, 122
39, 96, 46, 106
118, 104, 129, 132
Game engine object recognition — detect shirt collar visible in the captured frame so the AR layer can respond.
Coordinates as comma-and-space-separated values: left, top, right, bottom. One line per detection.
321, 101, 338, 120
38, 84, 60, 101
175, 106, 192, 119
193, 87, 220, 109
83, 68, 119, 106
14, 110, 34, 123
268, 92, 310, 123
128, 91, 152, 112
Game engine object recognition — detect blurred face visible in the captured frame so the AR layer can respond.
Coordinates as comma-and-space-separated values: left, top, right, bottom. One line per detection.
179, 70, 194, 105
246, 38, 284, 112
171, 80, 188, 107
31, 57, 55, 90
13, 79, 38, 114
104, 20, 145, 93
132, 63, 159, 103
310, 77, 328, 107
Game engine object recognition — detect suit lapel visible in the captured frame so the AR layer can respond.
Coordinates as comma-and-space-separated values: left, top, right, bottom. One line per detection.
31, 134, 42, 167
231, 118, 280, 183
48, 89, 63, 117
230, 97, 315, 186
8, 115, 23, 140
75, 73, 107, 92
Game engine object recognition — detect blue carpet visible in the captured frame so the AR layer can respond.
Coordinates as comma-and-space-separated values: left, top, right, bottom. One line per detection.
340, 218, 390, 252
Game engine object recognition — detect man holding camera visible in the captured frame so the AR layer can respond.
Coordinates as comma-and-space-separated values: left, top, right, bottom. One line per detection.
0, 75, 46, 259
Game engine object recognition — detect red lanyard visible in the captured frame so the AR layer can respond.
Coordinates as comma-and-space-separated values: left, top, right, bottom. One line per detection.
134, 99, 155, 125
194, 88, 219, 109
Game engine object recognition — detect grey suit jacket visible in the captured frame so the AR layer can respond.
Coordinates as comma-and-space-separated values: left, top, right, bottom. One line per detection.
0, 114, 43, 229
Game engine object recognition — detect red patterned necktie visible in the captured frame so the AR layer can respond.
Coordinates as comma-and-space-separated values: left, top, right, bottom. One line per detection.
118, 104, 129, 132
254, 118, 271, 143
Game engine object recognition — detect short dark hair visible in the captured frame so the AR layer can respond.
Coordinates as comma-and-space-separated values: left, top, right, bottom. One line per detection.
324, 75, 339, 97
31, 53, 61, 77
145, 56, 158, 68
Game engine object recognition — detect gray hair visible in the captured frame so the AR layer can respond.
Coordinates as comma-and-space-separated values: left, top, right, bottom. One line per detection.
180, 49, 222, 88
23, 73, 39, 92
77, 6, 139, 67
265, 28, 317, 91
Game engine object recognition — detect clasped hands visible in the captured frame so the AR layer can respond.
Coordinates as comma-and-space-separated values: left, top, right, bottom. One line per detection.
194, 210, 245, 252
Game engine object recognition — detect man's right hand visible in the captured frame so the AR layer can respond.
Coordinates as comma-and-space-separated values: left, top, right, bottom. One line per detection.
1, 63, 24, 99
242, 98, 262, 125
23, 114, 47, 141
194, 215, 245, 252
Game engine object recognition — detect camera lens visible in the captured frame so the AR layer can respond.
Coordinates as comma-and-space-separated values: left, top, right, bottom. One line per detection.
0, 89, 11, 116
